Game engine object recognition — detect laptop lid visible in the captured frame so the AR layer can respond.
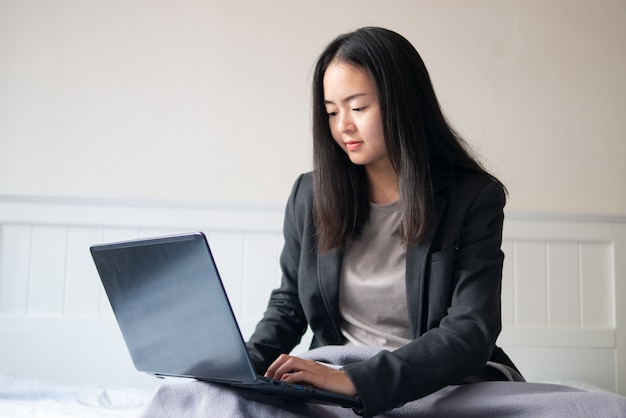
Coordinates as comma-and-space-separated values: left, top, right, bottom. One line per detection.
90, 232, 362, 410
90, 232, 257, 383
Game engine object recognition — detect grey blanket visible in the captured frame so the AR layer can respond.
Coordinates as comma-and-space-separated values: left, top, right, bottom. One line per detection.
139, 345, 626, 417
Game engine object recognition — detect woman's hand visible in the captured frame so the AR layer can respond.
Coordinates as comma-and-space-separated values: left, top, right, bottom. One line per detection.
265, 354, 358, 397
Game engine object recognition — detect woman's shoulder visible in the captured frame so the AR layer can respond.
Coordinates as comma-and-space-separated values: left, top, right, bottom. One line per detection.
289, 172, 314, 197
440, 169, 506, 206
298, 171, 314, 187
448, 170, 503, 188
285, 172, 315, 211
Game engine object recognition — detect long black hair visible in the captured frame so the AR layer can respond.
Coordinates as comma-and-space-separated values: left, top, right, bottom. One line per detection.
312, 27, 502, 252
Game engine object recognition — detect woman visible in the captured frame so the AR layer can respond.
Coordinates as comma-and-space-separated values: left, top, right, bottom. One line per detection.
246, 26, 521, 417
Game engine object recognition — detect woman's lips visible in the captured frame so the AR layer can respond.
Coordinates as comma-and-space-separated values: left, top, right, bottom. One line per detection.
345, 141, 362, 151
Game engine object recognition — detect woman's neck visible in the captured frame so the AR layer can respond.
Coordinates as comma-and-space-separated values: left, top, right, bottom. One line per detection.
366, 165, 399, 205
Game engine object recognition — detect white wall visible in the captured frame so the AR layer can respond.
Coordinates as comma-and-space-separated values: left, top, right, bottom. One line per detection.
1, 0, 625, 214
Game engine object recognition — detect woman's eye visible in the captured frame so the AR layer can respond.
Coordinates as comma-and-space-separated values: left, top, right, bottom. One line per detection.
352, 106, 366, 112
327, 111, 337, 117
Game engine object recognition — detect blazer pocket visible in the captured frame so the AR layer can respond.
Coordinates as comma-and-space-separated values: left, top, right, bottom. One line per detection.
430, 244, 459, 262
426, 244, 459, 327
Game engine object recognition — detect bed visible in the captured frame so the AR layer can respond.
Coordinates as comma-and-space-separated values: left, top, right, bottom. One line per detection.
1, 365, 624, 418
0, 372, 150, 418
0, 195, 625, 415
1, 352, 624, 418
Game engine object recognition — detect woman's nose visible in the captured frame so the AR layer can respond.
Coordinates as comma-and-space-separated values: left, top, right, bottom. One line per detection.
337, 112, 355, 133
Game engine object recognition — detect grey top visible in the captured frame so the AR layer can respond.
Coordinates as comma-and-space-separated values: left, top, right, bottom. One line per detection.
339, 201, 411, 348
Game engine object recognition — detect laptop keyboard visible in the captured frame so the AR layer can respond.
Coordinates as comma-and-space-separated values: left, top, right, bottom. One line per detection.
245, 375, 361, 409
257, 375, 320, 395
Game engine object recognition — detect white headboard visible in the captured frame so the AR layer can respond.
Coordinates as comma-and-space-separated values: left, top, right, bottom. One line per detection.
0, 195, 624, 395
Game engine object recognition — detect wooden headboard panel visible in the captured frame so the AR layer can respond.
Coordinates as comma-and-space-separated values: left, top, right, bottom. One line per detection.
0, 195, 624, 394
499, 216, 625, 393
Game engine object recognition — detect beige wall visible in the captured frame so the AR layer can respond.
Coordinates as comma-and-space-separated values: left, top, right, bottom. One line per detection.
1, 0, 624, 215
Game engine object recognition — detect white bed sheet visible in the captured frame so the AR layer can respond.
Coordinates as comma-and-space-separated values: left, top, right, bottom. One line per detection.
0, 373, 152, 418
0, 371, 618, 418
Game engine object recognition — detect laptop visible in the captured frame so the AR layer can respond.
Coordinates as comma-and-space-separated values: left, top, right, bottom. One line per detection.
90, 232, 361, 410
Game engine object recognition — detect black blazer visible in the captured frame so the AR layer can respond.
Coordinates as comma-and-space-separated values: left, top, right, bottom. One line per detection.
246, 171, 520, 417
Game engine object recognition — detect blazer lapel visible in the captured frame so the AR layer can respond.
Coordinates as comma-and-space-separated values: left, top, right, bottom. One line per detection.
406, 193, 447, 337
317, 247, 344, 342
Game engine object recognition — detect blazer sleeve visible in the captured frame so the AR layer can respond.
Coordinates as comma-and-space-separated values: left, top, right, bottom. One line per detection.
342, 179, 506, 417
245, 174, 310, 372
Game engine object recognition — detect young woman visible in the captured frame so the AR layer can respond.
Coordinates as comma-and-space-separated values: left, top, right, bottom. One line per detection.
246, 26, 522, 417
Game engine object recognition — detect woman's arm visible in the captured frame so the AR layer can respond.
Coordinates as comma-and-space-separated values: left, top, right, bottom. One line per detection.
245, 174, 310, 372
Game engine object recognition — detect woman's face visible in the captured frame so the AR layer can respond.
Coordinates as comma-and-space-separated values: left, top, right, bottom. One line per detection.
323, 61, 390, 171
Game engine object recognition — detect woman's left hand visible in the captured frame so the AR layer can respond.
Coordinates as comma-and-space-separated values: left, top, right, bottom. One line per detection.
264, 354, 358, 397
